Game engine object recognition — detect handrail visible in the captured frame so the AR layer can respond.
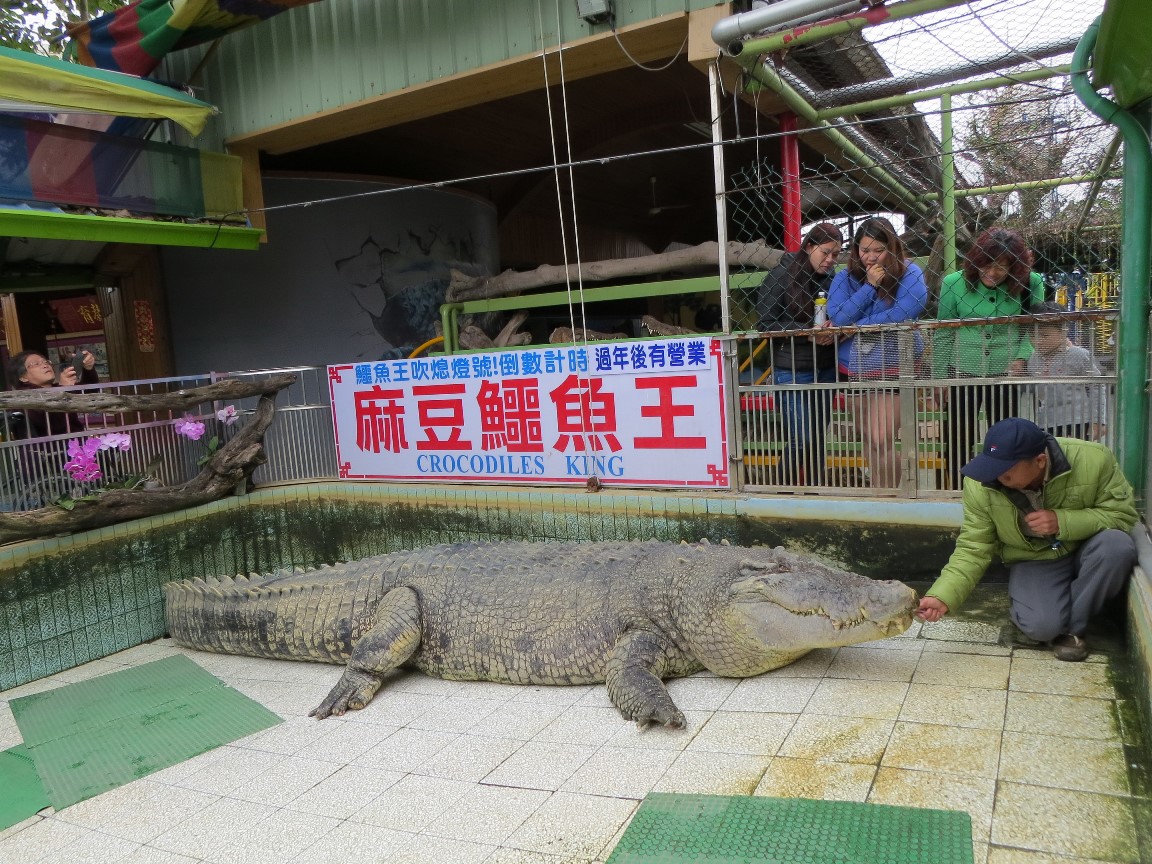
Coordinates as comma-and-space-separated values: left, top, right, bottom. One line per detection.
438, 274, 741, 354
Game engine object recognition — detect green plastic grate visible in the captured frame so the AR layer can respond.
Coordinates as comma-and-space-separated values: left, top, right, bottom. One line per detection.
606, 793, 973, 864
0, 745, 50, 831
9, 655, 281, 810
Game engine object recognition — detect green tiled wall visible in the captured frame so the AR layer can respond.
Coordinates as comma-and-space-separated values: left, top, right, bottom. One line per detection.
0, 483, 957, 690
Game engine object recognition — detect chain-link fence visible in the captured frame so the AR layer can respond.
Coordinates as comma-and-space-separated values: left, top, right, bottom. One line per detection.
721, 0, 1121, 496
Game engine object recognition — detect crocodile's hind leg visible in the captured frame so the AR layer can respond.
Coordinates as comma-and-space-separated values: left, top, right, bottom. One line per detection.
310, 587, 421, 719
605, 630, 686, 729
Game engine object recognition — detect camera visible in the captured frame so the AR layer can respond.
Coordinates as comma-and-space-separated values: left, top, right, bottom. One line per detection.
70, 348, 87, 377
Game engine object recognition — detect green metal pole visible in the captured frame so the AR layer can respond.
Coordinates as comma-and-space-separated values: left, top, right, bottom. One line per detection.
739, 58, 930, 217
1071, 16, 1150, 492
1073, 132, 1122, 235
940, 93, 957, 274
733, 0, 971, 57
815, 65, 1069, 120
920, 174, 1107, 201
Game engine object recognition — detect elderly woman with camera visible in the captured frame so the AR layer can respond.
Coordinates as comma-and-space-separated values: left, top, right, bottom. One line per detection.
7, 349, 99, 439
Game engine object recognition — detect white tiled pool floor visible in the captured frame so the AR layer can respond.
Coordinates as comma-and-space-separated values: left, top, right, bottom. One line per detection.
1, 614, 1147, 864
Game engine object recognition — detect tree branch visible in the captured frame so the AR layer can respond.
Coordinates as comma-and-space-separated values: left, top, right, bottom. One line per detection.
0, 375, 298, 545
0, 373, 298, 414
446, 240, 782, 303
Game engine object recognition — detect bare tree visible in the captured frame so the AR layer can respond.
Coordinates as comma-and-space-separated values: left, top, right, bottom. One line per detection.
2, 0, 126, 54
957, 82, 1120, 232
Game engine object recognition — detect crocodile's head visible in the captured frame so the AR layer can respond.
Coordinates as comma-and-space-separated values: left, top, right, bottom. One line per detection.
686, 547, 917, 676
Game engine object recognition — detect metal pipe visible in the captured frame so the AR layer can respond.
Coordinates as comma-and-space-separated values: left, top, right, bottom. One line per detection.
1071, 16, 1150, 493
809, 38, 1081, 108
780, 112, 802, 252
711, 0, 863, 53
741, 56, 932, 217
1073, 131, 1122, 235
920, 174, 1106, 201
731, 0, 972, 57
816, 65, 1070, 120
709, 61, 732, 335
940, 93, 957, 274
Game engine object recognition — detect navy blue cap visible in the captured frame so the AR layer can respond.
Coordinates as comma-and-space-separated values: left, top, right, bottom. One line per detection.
961, 418, 1049, 483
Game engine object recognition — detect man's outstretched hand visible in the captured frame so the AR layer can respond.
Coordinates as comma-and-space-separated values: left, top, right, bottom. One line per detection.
915, 596, 949, 622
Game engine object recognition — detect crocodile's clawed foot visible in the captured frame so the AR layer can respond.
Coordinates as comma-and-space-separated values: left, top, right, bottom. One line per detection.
309, 669, 382, 719
632, 705, 686, 730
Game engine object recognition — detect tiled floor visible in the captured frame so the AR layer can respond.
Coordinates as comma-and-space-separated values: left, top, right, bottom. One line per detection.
0, 615, 1147, 864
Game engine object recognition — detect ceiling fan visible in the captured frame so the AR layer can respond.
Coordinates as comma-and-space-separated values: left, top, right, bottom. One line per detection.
648, 175, 692, 216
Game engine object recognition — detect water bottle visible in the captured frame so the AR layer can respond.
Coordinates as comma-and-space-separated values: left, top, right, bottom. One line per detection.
813, 291, 828, 327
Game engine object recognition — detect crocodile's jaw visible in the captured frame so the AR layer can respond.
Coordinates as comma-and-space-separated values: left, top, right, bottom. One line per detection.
751, 578, 916, 641
703, 579, 918, 675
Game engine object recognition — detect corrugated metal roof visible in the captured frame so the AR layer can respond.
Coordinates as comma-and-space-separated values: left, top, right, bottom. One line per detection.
3, 234, 104, 266
160, 0, 718, 150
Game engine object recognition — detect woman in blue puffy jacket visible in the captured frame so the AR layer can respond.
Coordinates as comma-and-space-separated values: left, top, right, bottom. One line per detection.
827, 218, 928, 489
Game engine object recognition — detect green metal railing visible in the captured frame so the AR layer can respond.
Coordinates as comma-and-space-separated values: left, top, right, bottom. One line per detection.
438, 275, 745, 354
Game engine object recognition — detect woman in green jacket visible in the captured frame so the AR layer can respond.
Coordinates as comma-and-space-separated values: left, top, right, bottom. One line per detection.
932, 228, 1045, 488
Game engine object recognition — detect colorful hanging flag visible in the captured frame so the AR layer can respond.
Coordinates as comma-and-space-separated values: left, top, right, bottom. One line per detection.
66, 0, 324, 77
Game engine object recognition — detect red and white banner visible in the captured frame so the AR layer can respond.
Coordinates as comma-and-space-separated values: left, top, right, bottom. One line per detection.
329, 337, 729, 488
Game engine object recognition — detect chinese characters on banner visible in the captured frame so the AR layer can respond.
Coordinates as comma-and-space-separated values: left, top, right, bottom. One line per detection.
329, 338, 729, 488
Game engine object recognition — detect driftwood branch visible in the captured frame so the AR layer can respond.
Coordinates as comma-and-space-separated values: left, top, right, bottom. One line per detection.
0, 373, 298, 414
447, 240, 782, 303
0, 375, 298, 546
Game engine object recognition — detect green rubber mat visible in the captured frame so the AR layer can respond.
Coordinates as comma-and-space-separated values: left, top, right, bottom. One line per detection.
8, 655, 281, 809
0, 745, 50, 830
606, 793, 973, 864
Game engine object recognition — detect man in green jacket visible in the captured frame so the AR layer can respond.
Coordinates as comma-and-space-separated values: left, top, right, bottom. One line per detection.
916, 417, 1137, 662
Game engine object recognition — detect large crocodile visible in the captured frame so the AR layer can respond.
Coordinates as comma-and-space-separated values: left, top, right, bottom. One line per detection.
164, 540, 917, 728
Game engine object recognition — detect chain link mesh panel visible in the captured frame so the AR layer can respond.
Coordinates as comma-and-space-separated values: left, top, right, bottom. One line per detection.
723, 0, 1120, 495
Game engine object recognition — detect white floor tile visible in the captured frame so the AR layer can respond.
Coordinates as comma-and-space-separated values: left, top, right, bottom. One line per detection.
560, 745, 679, 798
149, 797, 276, 859
1, 626, 1141, 864
414, 732, 523, 782
422, 783, 550, 845
481, 741, 596, 791
230, 754, 343, 806
352, 773, 473, 832
288, 820, 413, 864
357, 726, 460, 773
205, 809, 341, 864
503, 791, 637, 860
284, 764, 406, 819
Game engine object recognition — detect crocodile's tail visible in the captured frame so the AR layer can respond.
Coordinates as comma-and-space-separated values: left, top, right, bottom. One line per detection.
164, 567, 372, 665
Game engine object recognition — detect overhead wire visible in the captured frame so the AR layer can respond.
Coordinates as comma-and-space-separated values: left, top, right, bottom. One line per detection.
192, 0, 1118, 237
537, 0, 597, 470
194, 97, 1111, 226
611, 20, 688, 72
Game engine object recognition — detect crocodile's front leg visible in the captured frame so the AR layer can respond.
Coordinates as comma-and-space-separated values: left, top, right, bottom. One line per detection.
310, 587, 421, 719
605, 629, 685, 729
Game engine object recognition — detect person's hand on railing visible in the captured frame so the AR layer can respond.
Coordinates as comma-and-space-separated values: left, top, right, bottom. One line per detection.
928, 387, 949, 409
1006, 359, 1027, 376
811, 321, 837, 346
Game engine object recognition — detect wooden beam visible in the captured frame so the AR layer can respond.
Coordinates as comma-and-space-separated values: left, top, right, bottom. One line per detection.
227, 13, 691, 156
227, 142, 267, 239
687, 5, 786, 116
2, 293, 21, 355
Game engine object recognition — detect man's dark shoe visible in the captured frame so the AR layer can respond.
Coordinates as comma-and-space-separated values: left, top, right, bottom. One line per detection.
1052, 634, 1089, 662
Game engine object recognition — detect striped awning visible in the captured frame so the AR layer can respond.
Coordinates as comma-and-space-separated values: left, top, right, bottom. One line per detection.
66, 0, 324, 77
0, 45, 216, 135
